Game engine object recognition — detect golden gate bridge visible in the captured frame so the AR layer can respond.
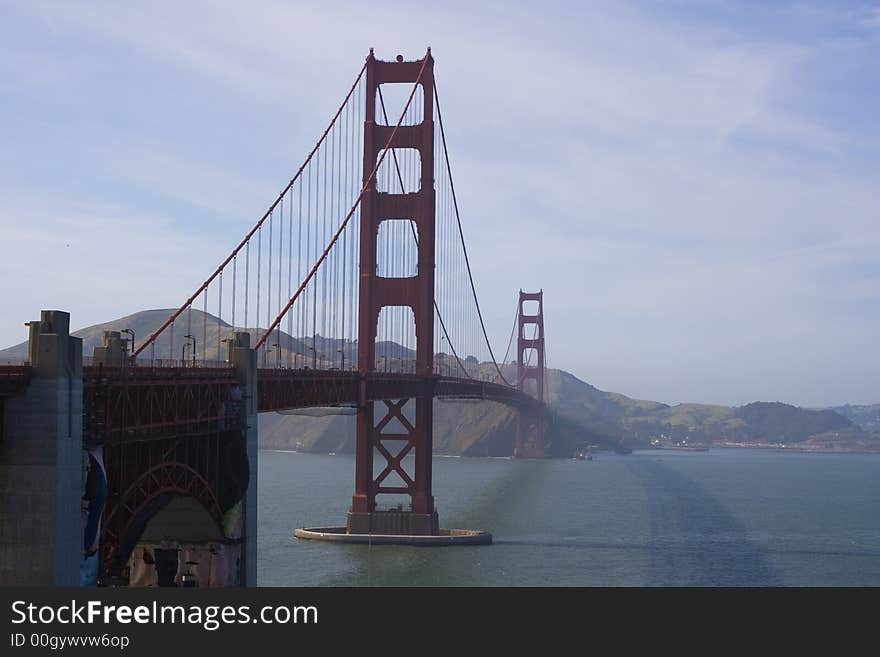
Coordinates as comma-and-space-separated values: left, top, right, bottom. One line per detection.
0, 49, 548, 586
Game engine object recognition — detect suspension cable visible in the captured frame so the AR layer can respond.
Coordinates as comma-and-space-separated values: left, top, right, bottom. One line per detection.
492, 296, 520, 383
376, 87, 471, 379
134, 59, 368, 357
434, 79, 513, 386
255, 54, 431, 350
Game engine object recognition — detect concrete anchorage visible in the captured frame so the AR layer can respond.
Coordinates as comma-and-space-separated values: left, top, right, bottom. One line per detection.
0, 310, 83, 585
226, 331, 258, 586
91, 328, 257, 587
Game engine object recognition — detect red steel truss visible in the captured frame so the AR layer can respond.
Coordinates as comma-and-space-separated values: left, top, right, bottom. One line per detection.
83, 364, 242, 446
83, 364, 242, 578
82, 363, 539, 574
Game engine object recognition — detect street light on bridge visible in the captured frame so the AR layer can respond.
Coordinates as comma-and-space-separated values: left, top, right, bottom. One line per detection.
183, 334, 196, 366
121, 328, 135, 363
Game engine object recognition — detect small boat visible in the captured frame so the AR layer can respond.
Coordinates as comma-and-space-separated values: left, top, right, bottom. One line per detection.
574, 449, 593, 461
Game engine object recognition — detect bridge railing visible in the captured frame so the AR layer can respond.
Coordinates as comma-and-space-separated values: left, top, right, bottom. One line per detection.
133, 358, 232, 369
81, 357, 232, 370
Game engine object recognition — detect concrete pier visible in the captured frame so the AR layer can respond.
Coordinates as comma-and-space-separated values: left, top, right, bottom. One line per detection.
294, 527, 492, 546
0, 311, 83, 585
227, 332, 258, 586
347, 509, 439, 535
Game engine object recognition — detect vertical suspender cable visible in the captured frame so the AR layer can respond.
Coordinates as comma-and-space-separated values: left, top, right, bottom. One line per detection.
255, 55, 429, 353
434, 80, 512, 386
244, 242, 250, 331
321, 136, 328, 354
202, 288, 208, 362
341, 95, 349, 369
329, 117, 337, 368
267, 210, 273, 360
135, 61, 367, 357
256, 226, 262, 364
312, 146, 319, 366
297, 175, 304, 366
287, 188, 293, 367
186, 304, 192, 363
218, 271, 223, 359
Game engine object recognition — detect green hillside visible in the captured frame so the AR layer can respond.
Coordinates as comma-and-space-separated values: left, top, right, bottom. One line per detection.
830, 404, 880, 432
0, 309, 401, 366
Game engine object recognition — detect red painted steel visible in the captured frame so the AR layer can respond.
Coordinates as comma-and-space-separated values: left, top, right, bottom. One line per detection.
82, 364, 242, 446
44, 49, 553, 571
82, 364, 242, 579
257, 370, 538, 413
353, 49, 436, 517
515, 290, 546, 457
101, 459, 223, 577
81, 360, 538, 576
82, 367, 537, 449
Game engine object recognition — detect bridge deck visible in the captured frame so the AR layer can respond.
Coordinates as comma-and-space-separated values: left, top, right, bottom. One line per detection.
256, 369, 540, 412
77, 364, 538, 445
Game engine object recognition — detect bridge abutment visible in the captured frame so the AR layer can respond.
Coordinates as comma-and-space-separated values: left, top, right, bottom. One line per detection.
227, 331, 258, 587
0, 310, 82, 585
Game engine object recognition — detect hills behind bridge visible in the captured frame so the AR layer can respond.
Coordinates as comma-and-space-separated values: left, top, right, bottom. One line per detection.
2, 309, 877, 455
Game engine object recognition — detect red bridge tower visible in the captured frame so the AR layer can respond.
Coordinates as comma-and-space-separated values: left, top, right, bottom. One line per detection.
515, 290, 546, 458
348, 50, 438, 535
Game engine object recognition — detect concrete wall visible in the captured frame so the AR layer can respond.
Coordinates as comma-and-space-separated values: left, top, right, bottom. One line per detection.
0, 310, 82, 586
227, 332, 258, 587
0, 318, 258, 587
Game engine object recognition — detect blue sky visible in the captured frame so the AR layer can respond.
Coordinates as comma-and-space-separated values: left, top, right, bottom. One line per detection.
1, 0, 877, 407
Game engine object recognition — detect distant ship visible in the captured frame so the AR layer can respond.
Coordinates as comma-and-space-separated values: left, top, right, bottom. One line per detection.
574, 449, 593, 461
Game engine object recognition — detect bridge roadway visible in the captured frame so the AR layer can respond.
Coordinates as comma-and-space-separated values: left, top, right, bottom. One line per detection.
256, 368, 539, 413
2, 361, 538, 447
0, 364, 539, 444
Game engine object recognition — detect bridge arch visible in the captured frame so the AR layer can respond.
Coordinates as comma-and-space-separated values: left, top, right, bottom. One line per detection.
103, 462, 225, 579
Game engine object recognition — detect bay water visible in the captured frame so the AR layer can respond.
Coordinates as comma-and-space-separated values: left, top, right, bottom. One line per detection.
258, 448, 880, 586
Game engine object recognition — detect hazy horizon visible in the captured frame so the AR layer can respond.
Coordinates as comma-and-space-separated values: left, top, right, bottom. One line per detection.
1, 1, 877, 408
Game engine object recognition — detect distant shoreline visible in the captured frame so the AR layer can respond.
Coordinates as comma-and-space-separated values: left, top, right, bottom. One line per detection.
709, 442, 880, 455
260, 445, 880, 457
638, 443, 880, 455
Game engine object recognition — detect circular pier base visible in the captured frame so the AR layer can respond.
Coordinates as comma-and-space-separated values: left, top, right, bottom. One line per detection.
294, 526, 492, 546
